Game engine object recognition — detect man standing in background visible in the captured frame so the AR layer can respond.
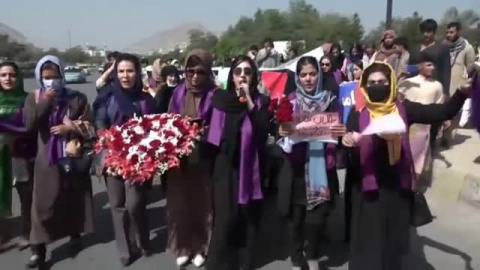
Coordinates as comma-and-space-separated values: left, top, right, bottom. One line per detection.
416, 19, 451, 94
399, 52, 445, 174
445, 22, 476, 135
393, 36, 410, 84
247, 45, 259, 60
412, 19, 451, 148
255, 38, 279, 68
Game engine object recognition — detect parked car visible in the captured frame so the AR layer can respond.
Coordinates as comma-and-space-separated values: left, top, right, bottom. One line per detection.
82, 67, 91, 75
64, 67, 87, 84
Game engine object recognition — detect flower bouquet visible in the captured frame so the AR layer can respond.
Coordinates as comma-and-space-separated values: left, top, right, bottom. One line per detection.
269, 95, 294, 131
94, 113, 203, 184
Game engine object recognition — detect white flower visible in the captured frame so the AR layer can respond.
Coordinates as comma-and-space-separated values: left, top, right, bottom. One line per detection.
133, 126, 145, 135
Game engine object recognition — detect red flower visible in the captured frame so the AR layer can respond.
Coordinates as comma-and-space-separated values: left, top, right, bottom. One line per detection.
97, 113, 203, 183
149, 140, 162, 148
164, 130, 176, 138
130, 154, 139, 163
276, 96, 293, 123
164, 142, 175, 153
268, 98, 279, 113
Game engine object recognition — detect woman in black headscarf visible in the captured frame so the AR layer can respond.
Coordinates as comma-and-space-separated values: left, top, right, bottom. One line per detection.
206, 55, 271, 270
330, 43, 346, 71
343, 43, 365, 81
93, 53, 156, 267
154, 65, 180, 113
319, 54, 341, 94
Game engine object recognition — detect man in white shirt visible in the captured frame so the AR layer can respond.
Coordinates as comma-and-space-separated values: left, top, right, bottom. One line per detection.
399, 52, 445, 183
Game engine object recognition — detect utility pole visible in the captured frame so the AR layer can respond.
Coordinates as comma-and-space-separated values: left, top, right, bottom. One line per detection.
68, 28, 72, 49
386, 0, 393, 29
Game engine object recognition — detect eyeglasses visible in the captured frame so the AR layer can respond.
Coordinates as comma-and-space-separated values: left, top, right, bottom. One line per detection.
320, 63, 331, 67
233, 67, 253, 76
186, 69, 207, 77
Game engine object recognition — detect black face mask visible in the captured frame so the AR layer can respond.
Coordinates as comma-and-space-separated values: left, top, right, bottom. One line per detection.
366, 84, 390, 102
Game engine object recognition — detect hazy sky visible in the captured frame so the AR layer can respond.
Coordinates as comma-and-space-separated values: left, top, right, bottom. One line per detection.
2, 0, 479, 50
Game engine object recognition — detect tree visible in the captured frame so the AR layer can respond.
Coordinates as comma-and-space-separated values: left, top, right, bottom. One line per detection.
440, 7, 480, 45
62, 46, 90, 64
365, 11, 423, 49
187, 30, 218, 52
396, 11, 424, 48
440, 7, 480, 29
44, 48, 61, 57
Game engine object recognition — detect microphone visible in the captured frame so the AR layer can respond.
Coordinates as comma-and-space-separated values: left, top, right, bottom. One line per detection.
238, 86, 247, 103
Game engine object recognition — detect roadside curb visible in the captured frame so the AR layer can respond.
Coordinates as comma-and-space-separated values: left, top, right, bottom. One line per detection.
430, 129, 480, 208
432, 166, 480, 207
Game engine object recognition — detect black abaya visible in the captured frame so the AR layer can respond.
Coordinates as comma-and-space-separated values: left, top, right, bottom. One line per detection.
206, 94, 271, 270
345, 91, 466, 270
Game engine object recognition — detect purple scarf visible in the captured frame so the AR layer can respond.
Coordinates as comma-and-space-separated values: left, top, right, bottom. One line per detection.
36, 89, 69, 165
333, 70, 343, 85
170, 83, 215, 122
472, 72, 480, 133
0, 107, 37, 159
207, 97, 263, 204
358, 101, 415, 191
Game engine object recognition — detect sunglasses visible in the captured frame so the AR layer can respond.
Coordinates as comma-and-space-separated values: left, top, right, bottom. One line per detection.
186, 69, 207, 77
320, 63, 331, 67
233, 67, 253, 76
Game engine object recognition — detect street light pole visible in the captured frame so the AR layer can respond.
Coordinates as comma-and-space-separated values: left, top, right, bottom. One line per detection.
386, 0, 393, 29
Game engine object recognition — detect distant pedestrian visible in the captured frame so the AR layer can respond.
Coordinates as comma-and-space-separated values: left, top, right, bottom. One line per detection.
247, 45, 259, 60
444, 22, 476, 131
255, 38, 279, 68
363, 43, 376, 64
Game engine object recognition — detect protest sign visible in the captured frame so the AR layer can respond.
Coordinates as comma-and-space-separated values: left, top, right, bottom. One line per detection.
339, 82, 358, 123
289, 112, 340, 143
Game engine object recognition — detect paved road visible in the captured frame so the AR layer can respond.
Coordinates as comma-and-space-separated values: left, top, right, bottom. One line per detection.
1, 77, 479, 269
23, 75, 99, 104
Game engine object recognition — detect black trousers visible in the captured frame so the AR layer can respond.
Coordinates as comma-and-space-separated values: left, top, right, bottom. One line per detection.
289, 203, 331, 267
207, 202, 261, 270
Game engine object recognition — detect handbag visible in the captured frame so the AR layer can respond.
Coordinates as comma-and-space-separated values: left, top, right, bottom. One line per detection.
411, 192, 434, 227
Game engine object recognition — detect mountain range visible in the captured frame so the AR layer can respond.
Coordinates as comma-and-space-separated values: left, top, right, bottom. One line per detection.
123, 22, 208, 54
0, 21, 209, 54
0, 22, 28, 44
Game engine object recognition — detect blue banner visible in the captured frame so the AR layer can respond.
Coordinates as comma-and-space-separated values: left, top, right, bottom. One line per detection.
339, 82, 358, 124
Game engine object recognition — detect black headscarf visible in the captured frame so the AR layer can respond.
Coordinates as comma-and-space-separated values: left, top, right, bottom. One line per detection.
330, 43, 345, 70
320, 54, 340, 95
349, 43, 364, 63
212, 55, 260, 159
160, 65, 180, 83
213, 55, 259, 113
93, 53, 146, 117
154, 65, 180, 113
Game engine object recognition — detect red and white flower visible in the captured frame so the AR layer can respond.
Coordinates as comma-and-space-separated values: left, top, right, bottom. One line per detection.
95, 113, 203, 184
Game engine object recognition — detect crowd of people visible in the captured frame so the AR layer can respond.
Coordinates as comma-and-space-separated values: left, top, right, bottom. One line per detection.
0, 17, 478, 270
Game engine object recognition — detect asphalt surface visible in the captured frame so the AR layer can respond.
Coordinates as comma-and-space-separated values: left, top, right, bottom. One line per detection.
0, 76, 479, 270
